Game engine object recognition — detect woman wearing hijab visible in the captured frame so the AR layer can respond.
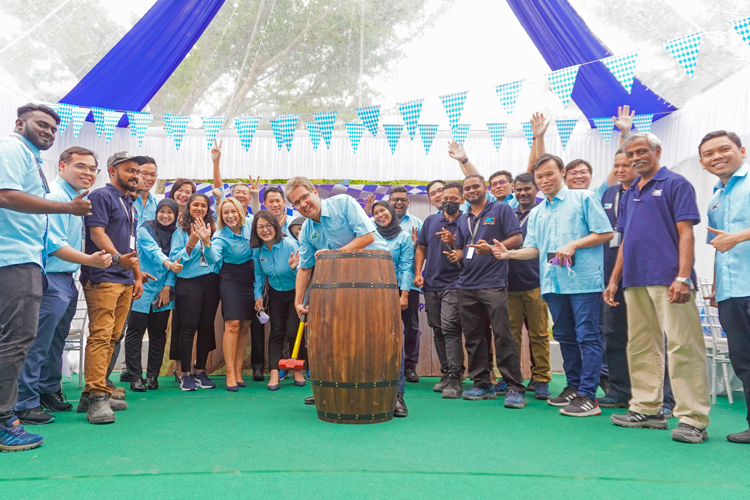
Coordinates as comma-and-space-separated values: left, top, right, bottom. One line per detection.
287, 216, 305, 241
124, 199, 184, 392
371, 200, 413, 418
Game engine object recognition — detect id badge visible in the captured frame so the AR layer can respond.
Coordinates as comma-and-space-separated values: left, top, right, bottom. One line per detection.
610, 232, 622, 248
466, 247, 475, 260
130, 235, 136, 252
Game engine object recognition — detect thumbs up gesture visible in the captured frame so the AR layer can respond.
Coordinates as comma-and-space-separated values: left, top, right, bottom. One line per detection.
119, 250, 139, 270
69, 190, 92, 216
491, 239, 511, 260
169, 257, 183, 273
89, 249, 112, 269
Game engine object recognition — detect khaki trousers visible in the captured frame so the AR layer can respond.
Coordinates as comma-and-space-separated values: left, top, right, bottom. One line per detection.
508, 287, 551, 383
83, 282, 133, 395
624, 286, 710, 429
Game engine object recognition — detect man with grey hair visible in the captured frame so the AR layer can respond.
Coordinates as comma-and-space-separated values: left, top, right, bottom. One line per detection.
605, 132, 711, 444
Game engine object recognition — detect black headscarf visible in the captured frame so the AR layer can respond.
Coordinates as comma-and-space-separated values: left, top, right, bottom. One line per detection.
372, 200, 402, 240
142, 198, 179, 255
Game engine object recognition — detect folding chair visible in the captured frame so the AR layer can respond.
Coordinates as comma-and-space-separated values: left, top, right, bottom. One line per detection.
63, 276, 89, 388
697, 277, 733, 405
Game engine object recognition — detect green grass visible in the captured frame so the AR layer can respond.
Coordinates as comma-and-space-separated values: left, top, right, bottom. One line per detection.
2, 375, 748, 500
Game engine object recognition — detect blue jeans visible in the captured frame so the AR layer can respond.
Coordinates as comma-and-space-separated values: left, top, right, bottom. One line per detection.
16, 273, 77, 411
544, 292, 604, 399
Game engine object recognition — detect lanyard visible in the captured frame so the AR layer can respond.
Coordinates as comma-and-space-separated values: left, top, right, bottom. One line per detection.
467, 214, 482, 245
518, 210, 531, 228
613, 190, 622, 229
118, 196, 134, 237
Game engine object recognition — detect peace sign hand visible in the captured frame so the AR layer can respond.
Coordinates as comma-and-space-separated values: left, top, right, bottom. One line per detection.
211, 139, 222, 162
248, 175, 261, 199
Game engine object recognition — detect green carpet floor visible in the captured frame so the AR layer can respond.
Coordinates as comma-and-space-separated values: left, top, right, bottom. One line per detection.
2, 374, 749, 500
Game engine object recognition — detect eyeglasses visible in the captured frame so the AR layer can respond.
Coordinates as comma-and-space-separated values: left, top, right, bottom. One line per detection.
565, 169, 591, 178
491, 179, 508, 187
72, 163, 101, 175
140, 172, 157, 179
257, 224, 274, 232
291, 192, 313, 208
389, 197, 408, 204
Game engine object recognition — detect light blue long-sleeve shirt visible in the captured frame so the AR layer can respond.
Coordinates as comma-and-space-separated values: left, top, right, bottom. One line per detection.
133, 191, 158, 229
253, 236, 300, 299
169, 229, 219, 279
132, 224, 176, 313
204, 224, 253, 266
379, 231, 415, 292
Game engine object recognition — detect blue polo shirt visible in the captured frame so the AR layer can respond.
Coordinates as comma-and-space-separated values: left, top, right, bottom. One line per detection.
132, 224, 176, 313
204, 223, 253, 266
507, 202, 540, 292
416, 212, 462, 292
45, 177, 84, 274
81, 184, 135, 286
454, 201, 521, 290
601, 184, 626, 283
524, 186, 613, 295
618, 167, 699, 289
380, 231, 415, 292
133, 191, 157, 229
0, 134, 47, 269
169, 229, 219, 279
253, 236, 299, 299
298, 194, 386, 269
707, 163, 750, 302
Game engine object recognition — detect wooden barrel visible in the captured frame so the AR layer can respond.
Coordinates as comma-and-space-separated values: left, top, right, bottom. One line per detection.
307, 249, 402, 424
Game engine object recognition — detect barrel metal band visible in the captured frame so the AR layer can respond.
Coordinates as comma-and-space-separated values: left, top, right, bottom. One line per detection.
312, 379, 399, 388
316, 252, 393, 261
317, 410, 394, 421
311, 282, 398, 290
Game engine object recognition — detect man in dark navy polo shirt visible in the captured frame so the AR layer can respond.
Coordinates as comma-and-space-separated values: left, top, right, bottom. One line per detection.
605, 133, 710, 444
444, 174, 525, 407
80, 152, 147, 424
415, 181, 464, 398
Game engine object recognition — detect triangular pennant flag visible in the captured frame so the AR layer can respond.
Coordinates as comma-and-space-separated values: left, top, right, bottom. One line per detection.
418, 124, 438, 155
546, 66, 579, 108
439, 91, 468, 128
592, 117, 615, 145
70, 107, 89, 139
383, 124, 403, 154
355, 105, 380, 137
521, 122, 534, 149
233, 116, 261, 151
306, 122, 322, 151
494, 80, 524, 116
163, 114, 176, 137
89, 107, 108, 138
277, 114, 299, 152
168, 114, 190, 150
345, 123, 366, 153
487, 123, 508, 151
90, 107, 123, 143
126, 111, 153, 147
397, 99, 423, 140
50, 103, 74, 134
632, 113, 654, 133
312, 110, 337, 148
555, 119, 578, 150
202, 117, 225, 150
663, 32, 702, 79
731, 16, 750, 46
270, 120, 284, 150
451, 124, 470, 145
601, 51, 639, 94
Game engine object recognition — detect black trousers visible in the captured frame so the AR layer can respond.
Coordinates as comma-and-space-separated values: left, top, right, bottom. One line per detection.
718, 296, 750, 427
402, 290, 421, 369
124, 310, 170, 378
249, 310, 266, 371
424, 290, 462, 376
457, 287, 523, 391
267, 288, 305, 370
176, 274, 220, 372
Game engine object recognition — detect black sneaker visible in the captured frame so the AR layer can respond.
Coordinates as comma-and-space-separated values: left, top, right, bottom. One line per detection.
40, 390, 73, 412
405, 367, 419, 383
727, 429, 750, 444
560, 395, 601, 417
599, 375, 611, 396
611, 410, 668, 429
441, 374, 463, 399
394, 394, 408, 417
671, 423, 709, 444
548, 385, 577, 407
119, 369, 136, 382
433, 375, 449, 392
15, 407, 55, 425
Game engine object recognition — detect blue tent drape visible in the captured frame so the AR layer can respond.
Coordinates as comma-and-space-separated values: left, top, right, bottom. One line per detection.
61, 0, 226, 127
506, 0, 677, 122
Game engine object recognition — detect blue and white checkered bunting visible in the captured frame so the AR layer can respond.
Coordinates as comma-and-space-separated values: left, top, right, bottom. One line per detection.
163, 113, 176, 137
452, 124, 470, 145
233, 116, 261, 151
398, 99, 423, 140
313, 110, 337, 148
439, 91, 468, 128
306, 122, 322, 151
592, 117, 615, 145
70, 106, 89, 139
346, 123, 366, 153
202, 116, 224, 150
521, 122, 534, 149
277, 114, 299, 152
487, 123, 507, 151
50, 103, 74, 134
355, 105, 380, 136
418, 124, 438, 155
731, 16, 750, 46
167, 114, 190, 150
494, 80, 524, 116
663, 32, 702, 79
555, 119, 578, 150
632, 113, 654, 133
126, 111, 152, 146
546, 66, 579, 108
270, 119, 284, 150
601, 51, 639, 94
383, 124, 403, 154
90, 107, 122, 143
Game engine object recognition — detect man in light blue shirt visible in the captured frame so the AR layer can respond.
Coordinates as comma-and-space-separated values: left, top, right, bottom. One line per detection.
495, 153, 613, 418
133, 157, 158, 229
0, 104, 91, 452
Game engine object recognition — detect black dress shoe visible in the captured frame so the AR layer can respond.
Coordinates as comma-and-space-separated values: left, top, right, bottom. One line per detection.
253, 369, 265, 381
147, 376, 159, 390
304, 396, 315, 405
119, 369, 136, 382
394, 394, 408, 417
40, 390, 73, 412
130, 378, 147, 392
16, 406, 55, 425
405, 367, 419, 383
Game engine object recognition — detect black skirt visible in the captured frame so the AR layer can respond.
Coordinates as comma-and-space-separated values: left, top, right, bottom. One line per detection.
220, 260, 256, 321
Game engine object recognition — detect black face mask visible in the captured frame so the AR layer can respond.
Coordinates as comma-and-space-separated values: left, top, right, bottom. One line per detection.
441, 201, 460, 215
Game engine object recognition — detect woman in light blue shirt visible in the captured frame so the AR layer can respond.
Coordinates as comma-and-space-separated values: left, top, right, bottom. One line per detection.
251, 210, 304, 391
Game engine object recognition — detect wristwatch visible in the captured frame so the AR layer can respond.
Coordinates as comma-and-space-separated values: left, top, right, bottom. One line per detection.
461, 158, 469, 165
112, 253, 122, 266
675, 277, 693, 287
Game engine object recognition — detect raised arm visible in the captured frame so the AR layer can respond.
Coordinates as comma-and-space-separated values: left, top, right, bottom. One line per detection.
527, 112, 549, 173
447, 140, 480, 176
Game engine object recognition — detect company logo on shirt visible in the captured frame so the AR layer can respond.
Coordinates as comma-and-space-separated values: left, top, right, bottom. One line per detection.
653, 189, 663, 196
260, 257, 268, 263
483, 217, 495, 225
311, 232, 320, 241
710, 201, 720, 213
604, 203, 613, 209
